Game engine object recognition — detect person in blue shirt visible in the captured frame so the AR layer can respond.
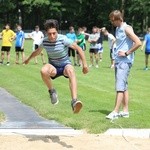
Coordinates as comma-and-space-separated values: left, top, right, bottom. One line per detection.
141, 28, 150, 70
106, 10, 141, 120
15, 24, 25, 64
66, 26, 77, 66
24, 19, 88, 114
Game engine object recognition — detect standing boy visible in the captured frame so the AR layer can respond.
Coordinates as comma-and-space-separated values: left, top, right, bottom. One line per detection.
66, 26, 77, 66
102, 28, 116, 68
88, 26, 100, 68
141, 28, 150, 70
15, 24, 25, 64
106, 10, 141, 119
76, 27, 85, 66
24, 19, 88, 113
29, 25, 46, 64
0, 24, 16, 65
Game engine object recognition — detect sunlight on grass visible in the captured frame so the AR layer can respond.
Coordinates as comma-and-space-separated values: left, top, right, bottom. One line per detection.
0, 40, 149, 133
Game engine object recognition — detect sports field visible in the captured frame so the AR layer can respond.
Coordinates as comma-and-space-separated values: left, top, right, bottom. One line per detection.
0, 39, 149, 133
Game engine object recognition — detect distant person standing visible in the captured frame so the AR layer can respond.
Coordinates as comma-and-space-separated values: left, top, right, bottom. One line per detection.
141, 28, 150, 70
97, 28, 104, 62
88, 26, 100, 68
102, 28, 116, 68
29, 25, 46, 64
76, 27, 85, 66
15, 24, 25, 64
0, 24, 16, 65
82, 26, 88, 51
66, 26, 77, 66
106, 10, 141, 120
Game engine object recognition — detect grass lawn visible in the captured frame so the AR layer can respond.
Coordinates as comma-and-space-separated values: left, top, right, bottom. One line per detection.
0, 39, 149, 133
0, 112, 5, 122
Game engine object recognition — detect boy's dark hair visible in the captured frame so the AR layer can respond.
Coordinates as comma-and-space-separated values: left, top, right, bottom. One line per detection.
5, 23, 10, 27
44, 19, 59, 31
35, 25, 39, 29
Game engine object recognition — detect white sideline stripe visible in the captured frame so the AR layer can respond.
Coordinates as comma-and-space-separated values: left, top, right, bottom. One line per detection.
104, 128, 150, 139
0, 129, 83, 136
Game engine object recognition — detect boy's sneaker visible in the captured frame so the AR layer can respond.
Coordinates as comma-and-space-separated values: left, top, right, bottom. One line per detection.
49, 89, 59, 105
106, 111, 119, 120
6, 62, 10, 66
143, 67, 148, 71
89, 64, 93, 68
0, 61, 3, 65
71, 99, 83, 114
95, 65, 99, 68
119, 111, 129, 118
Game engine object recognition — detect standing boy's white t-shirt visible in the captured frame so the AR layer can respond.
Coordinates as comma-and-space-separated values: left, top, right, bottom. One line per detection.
30, 31, 44, 45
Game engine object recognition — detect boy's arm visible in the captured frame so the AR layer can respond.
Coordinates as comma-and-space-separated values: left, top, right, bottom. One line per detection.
70, 42, 88, 74
10, 31, 16, 41
24, 48, 43, 64
118, 26, 142, 56
141, 40, 146, 51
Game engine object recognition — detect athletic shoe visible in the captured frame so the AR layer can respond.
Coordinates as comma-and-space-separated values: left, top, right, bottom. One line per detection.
6, 62, 10, 66
0, 61, 3, 65
95, 65, 99, 68
49, 89, 59, 105
89, 64, 93, 68
143, 67, 148, 71
106, 111, 119, 120
110, 65, 114, 69
119, 111, 129, 118
71, 99, 83, 114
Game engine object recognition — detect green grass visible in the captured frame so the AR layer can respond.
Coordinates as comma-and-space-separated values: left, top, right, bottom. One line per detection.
0, 112, 5, 122
0, 39, 149, 133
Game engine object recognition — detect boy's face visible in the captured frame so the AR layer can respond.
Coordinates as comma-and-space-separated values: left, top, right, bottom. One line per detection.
110, 17, 120, 27
5, 25, 10, 30
47, 28, 58, 42
92, 28, 97, 33
35, 27, 39, 31
17, 26, 21, 31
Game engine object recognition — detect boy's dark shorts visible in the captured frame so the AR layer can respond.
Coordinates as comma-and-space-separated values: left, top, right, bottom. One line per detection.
15, 47, 24, 52
89, 48, 98, 54
145, 51, 150, 55
1, 46, 11, 52
51, 64, 69, 80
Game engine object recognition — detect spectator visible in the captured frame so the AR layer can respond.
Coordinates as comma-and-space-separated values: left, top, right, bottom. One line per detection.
106, 10, 141, 120
88, 26, 100, 68
29, 25, 46, 64
102, 27, 116, 68
0, 24, 16, 66
15, 24, 25, 64
66, 26, 77, 66
141, 27, 150, 70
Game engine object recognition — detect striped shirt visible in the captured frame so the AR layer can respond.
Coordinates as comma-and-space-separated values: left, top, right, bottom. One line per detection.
40, 34, 73, 67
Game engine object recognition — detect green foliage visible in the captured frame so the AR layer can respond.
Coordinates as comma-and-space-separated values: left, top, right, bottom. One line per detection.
23, 0, 50, 6
0, 112, 5, 122
0, 0, 149, 33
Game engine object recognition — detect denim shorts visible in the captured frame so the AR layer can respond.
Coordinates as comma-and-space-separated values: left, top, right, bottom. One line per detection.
115, 62, 132, 91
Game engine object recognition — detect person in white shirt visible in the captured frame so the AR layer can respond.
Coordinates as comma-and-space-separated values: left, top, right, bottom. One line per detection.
102, 28, 116, 68
88, 26, 100, 68
29, 25, 46, 64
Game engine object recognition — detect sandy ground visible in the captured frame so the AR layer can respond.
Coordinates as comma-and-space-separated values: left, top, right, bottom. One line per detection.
0, 133, 150, 150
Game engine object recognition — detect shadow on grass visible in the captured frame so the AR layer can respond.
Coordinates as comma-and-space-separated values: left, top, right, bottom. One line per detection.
88, 109, 110, 115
